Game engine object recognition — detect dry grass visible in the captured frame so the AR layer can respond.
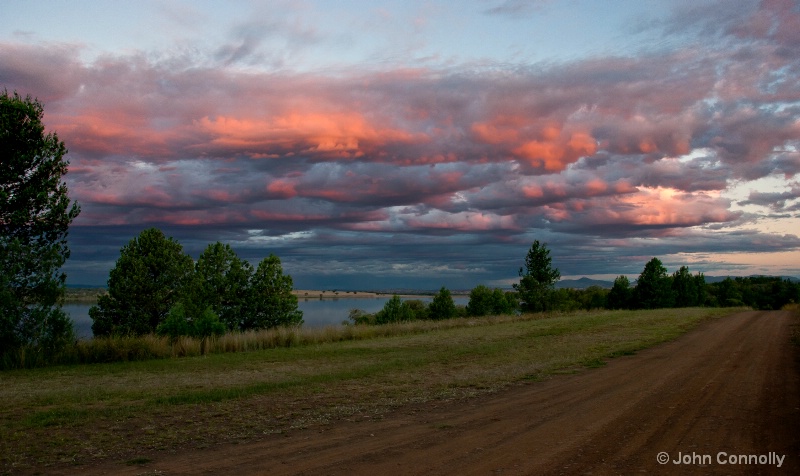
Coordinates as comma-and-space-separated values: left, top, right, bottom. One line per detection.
57, 313, 562, 365
0, 307, 740, 474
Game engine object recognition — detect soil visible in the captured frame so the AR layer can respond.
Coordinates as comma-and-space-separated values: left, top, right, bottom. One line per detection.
65, 310, 800, 475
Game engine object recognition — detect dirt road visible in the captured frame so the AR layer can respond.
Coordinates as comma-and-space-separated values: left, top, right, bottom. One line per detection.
81, 310, 799, 475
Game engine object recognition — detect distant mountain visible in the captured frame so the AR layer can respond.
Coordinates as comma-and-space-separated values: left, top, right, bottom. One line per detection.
556, 277, 613, 289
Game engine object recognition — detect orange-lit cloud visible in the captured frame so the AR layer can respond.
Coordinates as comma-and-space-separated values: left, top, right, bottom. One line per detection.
4, 0, 800, 286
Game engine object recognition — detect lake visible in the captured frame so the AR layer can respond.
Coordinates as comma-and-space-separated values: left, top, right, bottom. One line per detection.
64, 296, 469, 339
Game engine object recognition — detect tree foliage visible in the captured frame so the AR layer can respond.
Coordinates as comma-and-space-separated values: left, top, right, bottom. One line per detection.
90, 228, 194, 336
672, 266, 705, 307
707, 276, 799, 310
513, 240, 560, 312
375, 295, 415, 324
634, 258, 673, 309
607, 276, 633, 310
466, 285, 516, 316
90, 230, 303, 336
428, 286, 456, 320
193, 242, 253, 330
245, 254, 303, 329
157, 303, 225, 342
1, 91, 80, 360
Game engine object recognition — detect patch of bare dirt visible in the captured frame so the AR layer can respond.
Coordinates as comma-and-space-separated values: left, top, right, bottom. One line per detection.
62, 311, 800, 475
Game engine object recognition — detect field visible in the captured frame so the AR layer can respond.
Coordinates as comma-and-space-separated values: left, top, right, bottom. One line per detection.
0, 307, 766, 474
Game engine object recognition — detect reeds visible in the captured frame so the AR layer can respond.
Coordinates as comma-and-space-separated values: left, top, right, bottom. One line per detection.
2, 311, 606, 369
3, 313, 535, 369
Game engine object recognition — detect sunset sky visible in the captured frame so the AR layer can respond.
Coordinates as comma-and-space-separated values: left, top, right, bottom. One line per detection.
2, 0, 799, 290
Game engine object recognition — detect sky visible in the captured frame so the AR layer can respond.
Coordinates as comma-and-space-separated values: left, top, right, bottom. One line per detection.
2, 0, 799, 290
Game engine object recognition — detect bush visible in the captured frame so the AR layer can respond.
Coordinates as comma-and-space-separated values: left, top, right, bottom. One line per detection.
375, 295, 415, 324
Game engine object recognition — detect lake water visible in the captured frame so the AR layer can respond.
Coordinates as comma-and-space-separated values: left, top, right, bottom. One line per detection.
65, 296, 469, 339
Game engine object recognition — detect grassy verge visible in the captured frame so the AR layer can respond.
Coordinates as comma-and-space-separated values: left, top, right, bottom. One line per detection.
0, 307, 739, 473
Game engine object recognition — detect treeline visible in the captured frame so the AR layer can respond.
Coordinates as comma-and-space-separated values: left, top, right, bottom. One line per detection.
349, 254, 800, 325
604, 257, 799, 311
90, 228, 302, 341
348, 285, 517, 324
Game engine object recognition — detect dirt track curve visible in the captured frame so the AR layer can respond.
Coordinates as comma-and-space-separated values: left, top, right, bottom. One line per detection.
80, 310, 800, 475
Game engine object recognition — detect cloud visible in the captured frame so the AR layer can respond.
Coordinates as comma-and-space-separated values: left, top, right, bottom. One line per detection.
4, 0, 800, 286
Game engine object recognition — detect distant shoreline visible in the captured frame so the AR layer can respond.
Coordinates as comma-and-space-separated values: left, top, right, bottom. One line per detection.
63, 288, 440, 304
293, 290, 435, 299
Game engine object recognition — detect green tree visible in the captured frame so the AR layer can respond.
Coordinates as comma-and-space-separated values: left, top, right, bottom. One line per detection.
404, 299, 429, 320
246, 254, 303, 329
634, 258, 673, 309
513, 240, 561, 312
157, 303, 225, 354
490, 288, 515, 314
375, 295, 414, 324
672, 266, 703, 307
607, 276, 633, 309
709, 277, 743, 307
1, 91, 81, 362
466, 284, 494, 316
580, 286, 608, 310
193, 242, 252, 330
428, 286, 456, 320
156, 302, 191, 340
90, 228, 194, 336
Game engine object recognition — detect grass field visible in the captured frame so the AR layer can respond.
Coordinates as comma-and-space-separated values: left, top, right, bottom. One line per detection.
0, 307, 740, 473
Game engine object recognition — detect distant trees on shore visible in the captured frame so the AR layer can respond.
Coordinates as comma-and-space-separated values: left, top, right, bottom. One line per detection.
349, 245, 799, 326
90, 228, 302, 338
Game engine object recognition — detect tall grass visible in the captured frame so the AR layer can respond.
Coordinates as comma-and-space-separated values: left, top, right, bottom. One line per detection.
4, 307, 754, 369
3, 312, 570, 369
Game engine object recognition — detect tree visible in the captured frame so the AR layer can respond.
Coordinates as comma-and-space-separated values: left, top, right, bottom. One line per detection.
246, 254, 303, 329
513, 240, 560, 312
634, 258, 673, 309
193, 242, 252, 330
581, 286, 608, 310
89, 228, 194, 336
428, 286, 456, 320
672, 266, 703, 307
490, 288, 516, 314
1, 91, 80, 361
466, 285, 494, 316
375, 295, 415, 324
607, 276, 633, 309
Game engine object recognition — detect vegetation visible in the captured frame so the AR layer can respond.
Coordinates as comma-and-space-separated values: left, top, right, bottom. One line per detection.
246, 254, 302, 329
89, 229, 302, 340
428, 286, 456, 320
0, 91, 81, 367
341, 243, 797, 329
465, 285, 516, 317
191, 242, 252, 330
90, 228, 194, 337
634, 258, 673, 309
513, 240, 560, 312
0, 307, 739, 472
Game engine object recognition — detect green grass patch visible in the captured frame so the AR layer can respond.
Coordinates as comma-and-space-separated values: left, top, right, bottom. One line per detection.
0, 307, 740, 473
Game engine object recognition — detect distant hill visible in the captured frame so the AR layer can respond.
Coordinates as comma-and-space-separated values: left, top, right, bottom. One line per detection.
556, 277, 613, 289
